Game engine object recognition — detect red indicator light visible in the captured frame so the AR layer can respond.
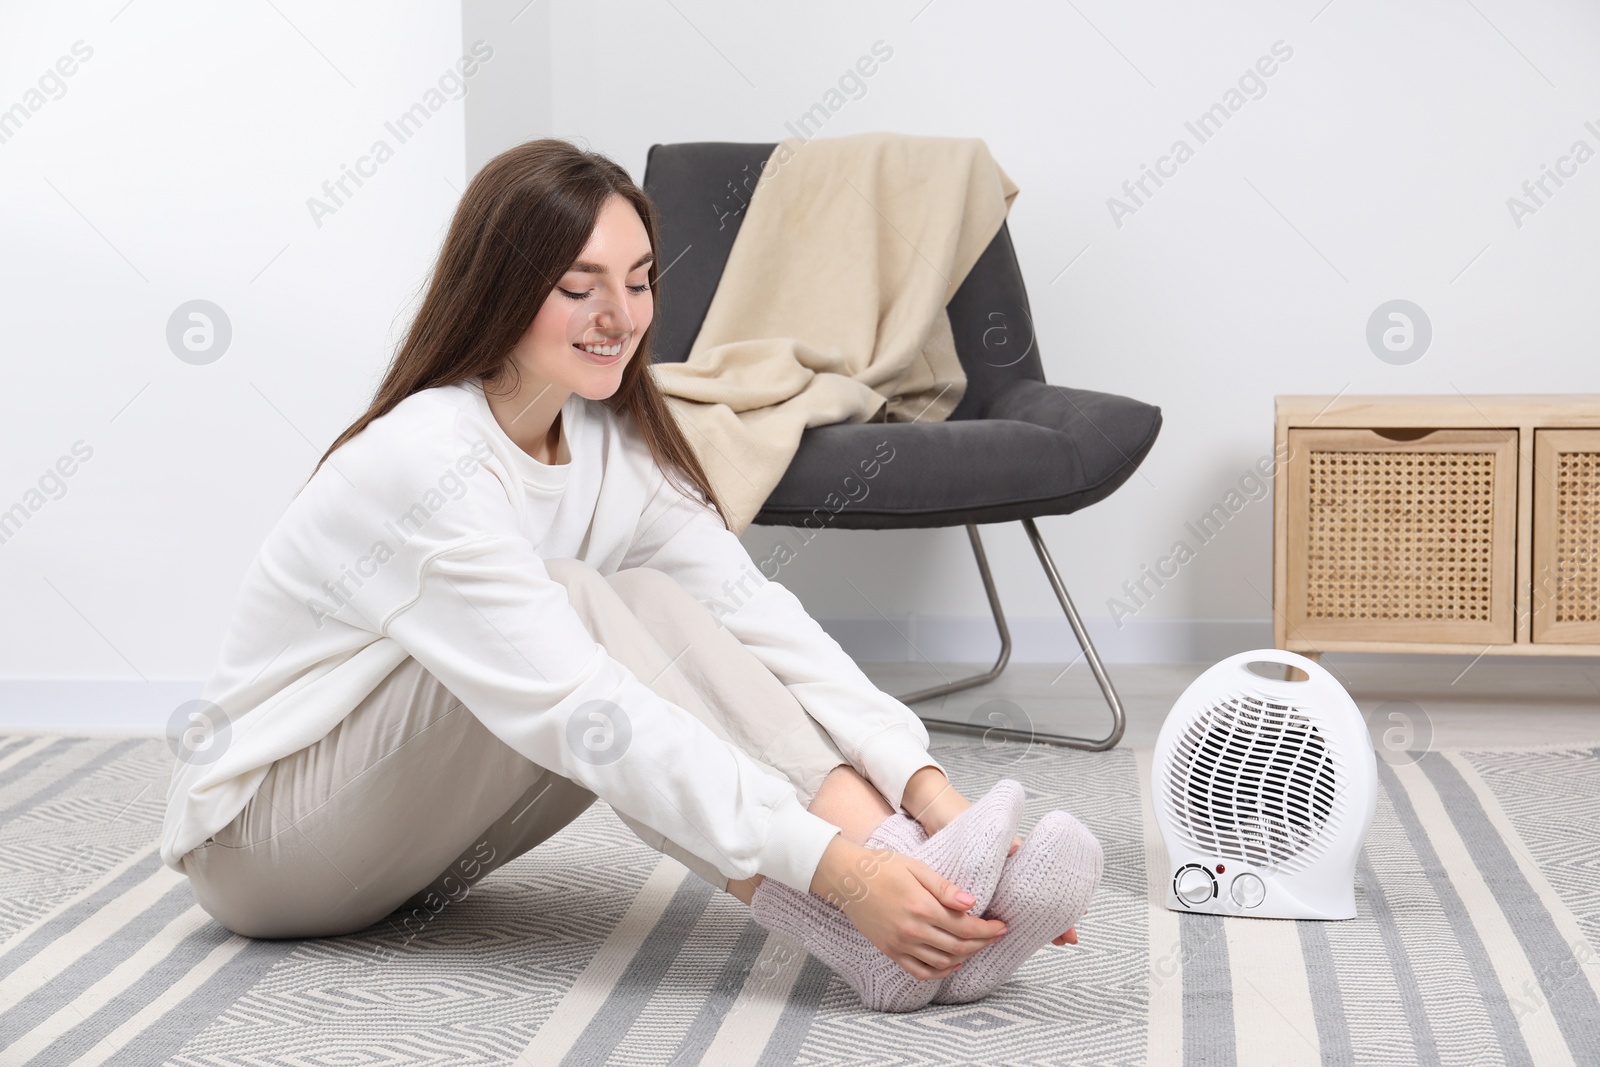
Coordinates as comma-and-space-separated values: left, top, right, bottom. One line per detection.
1215, 864, 1226, 874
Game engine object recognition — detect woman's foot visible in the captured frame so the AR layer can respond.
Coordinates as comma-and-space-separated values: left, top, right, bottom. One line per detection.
901, 767, 1025, 858
880, 778, 1024, 917
864, 809, 924, 852
871, 801, 1081, 948
749, 875, 943, 1012
749, 779, 1026, 1012
933, 810, 1102, 1004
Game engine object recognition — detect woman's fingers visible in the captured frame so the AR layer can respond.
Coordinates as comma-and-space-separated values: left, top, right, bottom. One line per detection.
1052, 926, 1079, 947
900, 857, 976, 913
897, 953, 956, 980
932, 905, 1006, 942
903, 916, 1003, 976
902, 858, 1007, 938
892, 859, 1007, 975
838, 850, 1015, 981
909, 922, 993, 962
1007, 834, 1022, 856
906, 943, 963, 973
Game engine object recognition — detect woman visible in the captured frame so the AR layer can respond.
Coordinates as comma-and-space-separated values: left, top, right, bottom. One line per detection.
160, 139, 1101, 1013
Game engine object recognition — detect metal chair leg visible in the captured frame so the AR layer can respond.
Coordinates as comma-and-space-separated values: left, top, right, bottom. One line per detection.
896, 524, 1011, 705
903, 518, 1127, 752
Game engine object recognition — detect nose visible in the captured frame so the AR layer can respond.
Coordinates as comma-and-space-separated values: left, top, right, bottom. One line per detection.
588, 298, 633, 340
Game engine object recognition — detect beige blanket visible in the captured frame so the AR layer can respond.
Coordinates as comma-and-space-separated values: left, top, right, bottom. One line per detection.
651, 132, 1018, 533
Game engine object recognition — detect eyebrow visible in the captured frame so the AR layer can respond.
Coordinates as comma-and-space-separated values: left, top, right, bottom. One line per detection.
567, 252, 654, 275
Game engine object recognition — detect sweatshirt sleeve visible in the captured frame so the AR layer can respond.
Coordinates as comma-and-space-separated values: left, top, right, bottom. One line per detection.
346, 419, 842, 893
619, 468, 946, 814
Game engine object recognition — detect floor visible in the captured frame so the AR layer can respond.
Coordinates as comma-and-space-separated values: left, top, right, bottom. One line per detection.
7, 662, 1598, 1064
19, 730, 1596, 1064
860, 656, 1600, 750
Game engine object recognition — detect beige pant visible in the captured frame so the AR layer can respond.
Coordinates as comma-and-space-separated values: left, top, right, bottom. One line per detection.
181, 559, 850, 939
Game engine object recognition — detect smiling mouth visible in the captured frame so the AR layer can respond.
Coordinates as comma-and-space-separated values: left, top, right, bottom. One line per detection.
574, 340, 625, 358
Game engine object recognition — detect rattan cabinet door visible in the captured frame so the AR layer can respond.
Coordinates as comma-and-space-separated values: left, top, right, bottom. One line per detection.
1285, 428, 1518, 645
1532, 430, 1600, 643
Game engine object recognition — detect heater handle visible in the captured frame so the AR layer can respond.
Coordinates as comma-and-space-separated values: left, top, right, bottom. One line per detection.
1217, 648, 1332, 691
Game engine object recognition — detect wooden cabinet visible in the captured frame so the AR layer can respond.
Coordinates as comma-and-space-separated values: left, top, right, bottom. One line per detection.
1532, 429, 1600, 644
1274, 396, 1600, 657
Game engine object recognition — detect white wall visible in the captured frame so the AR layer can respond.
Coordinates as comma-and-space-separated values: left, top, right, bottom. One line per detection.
4, 1, 1598, 729
486, 0, 1600, 664
0, 1, 470, 727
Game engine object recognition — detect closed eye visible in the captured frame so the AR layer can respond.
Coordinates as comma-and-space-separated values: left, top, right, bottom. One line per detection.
559, 283, 651, 300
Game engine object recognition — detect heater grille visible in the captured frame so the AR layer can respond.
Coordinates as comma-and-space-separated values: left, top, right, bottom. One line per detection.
1162, 693, 1341, 872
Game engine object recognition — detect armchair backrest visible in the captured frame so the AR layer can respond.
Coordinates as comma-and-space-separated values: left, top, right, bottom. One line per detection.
641, 141, 1045, 420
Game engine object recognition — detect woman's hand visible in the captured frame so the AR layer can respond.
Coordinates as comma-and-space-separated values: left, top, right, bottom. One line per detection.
901, 766, 1082, 949
810, 837, 1007, 980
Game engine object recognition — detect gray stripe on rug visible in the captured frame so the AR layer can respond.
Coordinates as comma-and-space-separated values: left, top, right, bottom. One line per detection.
0, 850, 166, 982
666, 916, 770, 1066
0, 882, 198, 1044
1420, 752, 1600, 1063
99, 935, 302, 1067
755, 954, 832, 1067
0, 738, 86, 796
1356, 853, 1440, 1064
0, 737, 36, 766
0, 739, 143, 826
19, 912, 236, 1066
558, 872, 717, 1066
1180, 913, 1234, 1066
1297, 921, 1354, 1067
1378, 759, 1532, 1066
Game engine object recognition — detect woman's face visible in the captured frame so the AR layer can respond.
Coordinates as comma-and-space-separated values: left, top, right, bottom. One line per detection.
513, 194, 655, 401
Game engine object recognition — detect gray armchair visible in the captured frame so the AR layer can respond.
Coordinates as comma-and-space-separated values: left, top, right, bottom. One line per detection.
642, 141, 1162, 750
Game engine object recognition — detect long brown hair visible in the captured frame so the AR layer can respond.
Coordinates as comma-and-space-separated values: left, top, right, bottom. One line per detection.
311, 138, 728, 529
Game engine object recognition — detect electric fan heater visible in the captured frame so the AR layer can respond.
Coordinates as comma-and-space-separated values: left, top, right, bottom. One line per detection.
1152, 649, 1376, 920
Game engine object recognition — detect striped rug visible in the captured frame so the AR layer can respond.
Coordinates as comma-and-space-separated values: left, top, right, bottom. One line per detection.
2, 732, 1599, 1066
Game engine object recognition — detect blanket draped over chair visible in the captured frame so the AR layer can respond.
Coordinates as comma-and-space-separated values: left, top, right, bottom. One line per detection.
650, 131, 1019, 533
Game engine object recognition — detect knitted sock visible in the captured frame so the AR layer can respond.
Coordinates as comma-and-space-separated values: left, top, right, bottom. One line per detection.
871, 812, 1020, 866
749, 877, 942, 1012
867, 778, 1023, 916
934, 810, 1103, 1004
864, 810, 925, 853
748, 779, 1026, 1013
905, 778, 1023, 916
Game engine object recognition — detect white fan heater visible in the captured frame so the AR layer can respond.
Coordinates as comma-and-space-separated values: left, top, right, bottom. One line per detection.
1152, 649, 1376, 920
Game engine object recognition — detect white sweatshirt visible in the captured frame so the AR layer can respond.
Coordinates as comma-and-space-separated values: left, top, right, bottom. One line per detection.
161, 377, 944, 893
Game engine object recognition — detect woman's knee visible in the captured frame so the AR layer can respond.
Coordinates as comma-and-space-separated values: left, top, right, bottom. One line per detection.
544, 556, 606, 592
547, 560, 694, 616
547, 558, 652, 633
605, 565, 697, 611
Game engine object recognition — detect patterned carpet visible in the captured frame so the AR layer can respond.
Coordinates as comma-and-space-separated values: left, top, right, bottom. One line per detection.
2, 732, 1599, 1065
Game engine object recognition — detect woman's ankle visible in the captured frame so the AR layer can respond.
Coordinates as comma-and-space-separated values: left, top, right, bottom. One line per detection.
909, 789, 974, 838
900, 767, 970, 834
726, 873, 764, 905
806, 765, 892, 845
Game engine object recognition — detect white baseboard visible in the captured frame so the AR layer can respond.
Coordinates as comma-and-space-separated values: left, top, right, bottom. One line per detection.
0, 616, 1269, 733
0, 679, 201, 735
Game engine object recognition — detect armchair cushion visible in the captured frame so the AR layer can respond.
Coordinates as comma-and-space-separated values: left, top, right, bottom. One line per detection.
752, 380, 1161, 531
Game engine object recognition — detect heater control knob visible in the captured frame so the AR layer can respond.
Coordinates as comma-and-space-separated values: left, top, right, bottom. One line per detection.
1175, 866, 1216, 905
1230, 873, 1266, 909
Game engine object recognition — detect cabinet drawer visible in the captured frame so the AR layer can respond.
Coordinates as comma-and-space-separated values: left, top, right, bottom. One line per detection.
1532, 429, 1600, 643
1285, 428, 1518, 644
